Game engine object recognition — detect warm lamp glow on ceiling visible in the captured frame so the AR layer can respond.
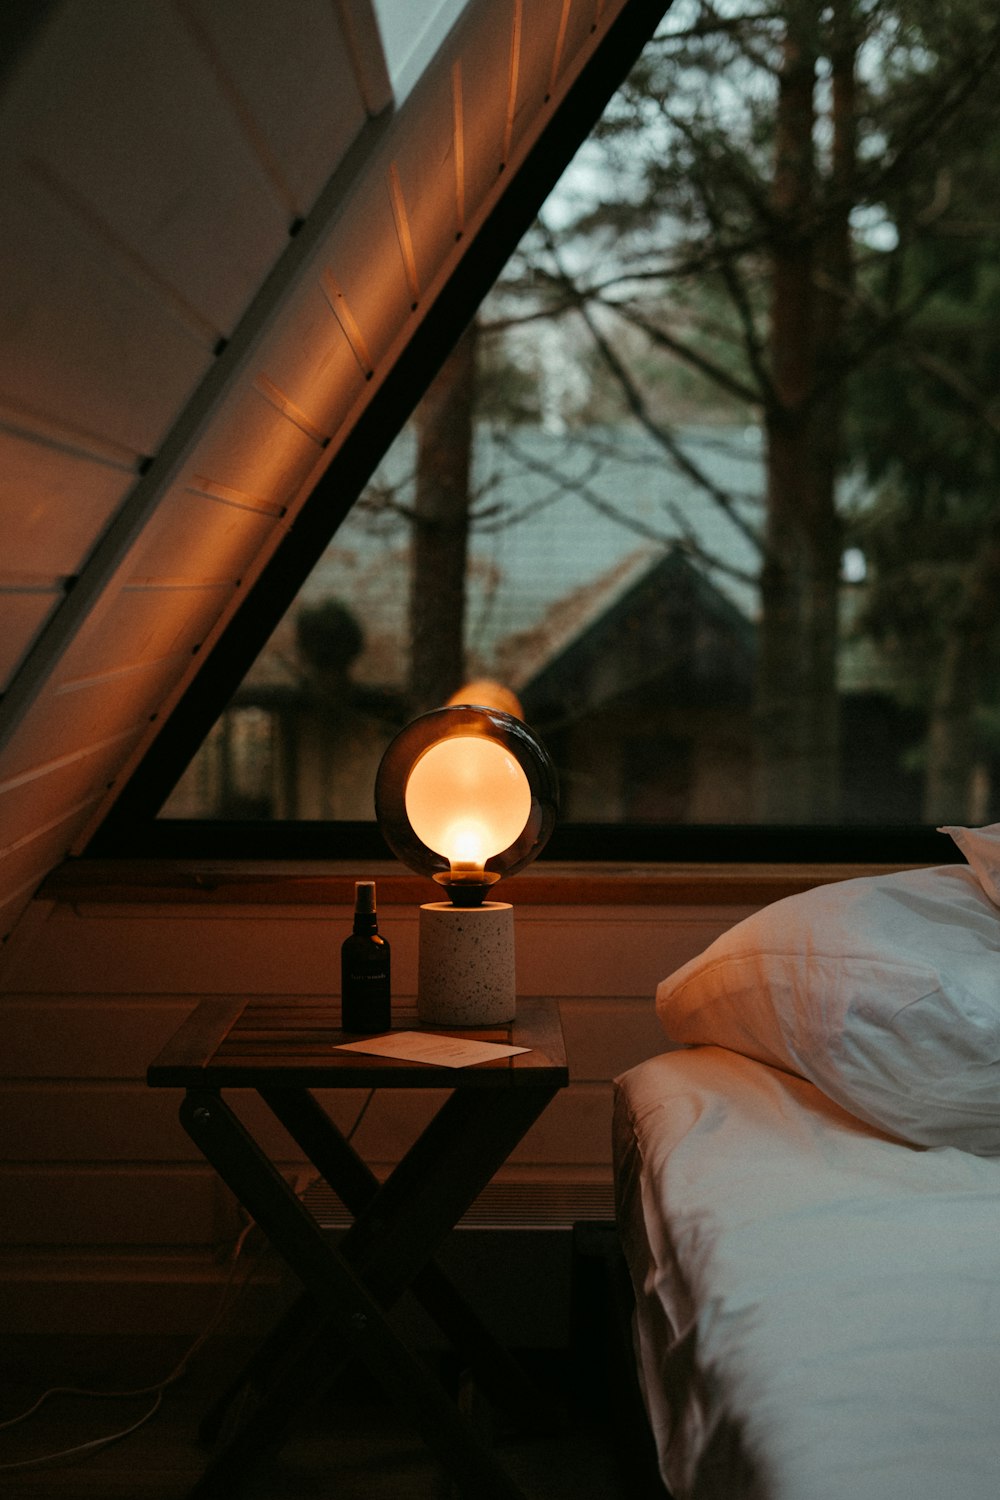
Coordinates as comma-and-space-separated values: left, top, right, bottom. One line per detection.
404, 736, 531, 873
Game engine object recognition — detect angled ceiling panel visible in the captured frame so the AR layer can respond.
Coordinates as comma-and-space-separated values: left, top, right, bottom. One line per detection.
0, 173, 216, 456
0, 422, 135, 578
176, 0, 372, 219
0, 0, 666, 948
14, 0, 295, 333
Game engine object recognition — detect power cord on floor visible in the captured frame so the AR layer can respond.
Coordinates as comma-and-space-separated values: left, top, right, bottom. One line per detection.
0, 1216, 262, 1473
0, 1086, 377, 1472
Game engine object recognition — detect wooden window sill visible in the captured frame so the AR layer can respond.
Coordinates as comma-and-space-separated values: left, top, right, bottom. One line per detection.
39, 857, 929, 909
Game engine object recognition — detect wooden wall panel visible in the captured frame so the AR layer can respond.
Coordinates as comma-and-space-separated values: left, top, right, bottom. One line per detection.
516, 906, 744, 998
561, 995, 671, 1081
0, 1082, 368, 1166
0, 1248, 285, 1338
0, 1165, 224, 1247
0, 1084, 192, 1163
2, 902, 743, 999
2, 906, 411, 995
0, 996, 193, 1079
0, 878, 755, 1333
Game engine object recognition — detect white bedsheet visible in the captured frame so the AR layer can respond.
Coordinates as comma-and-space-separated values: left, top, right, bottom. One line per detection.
613, 1046, 1000, 1500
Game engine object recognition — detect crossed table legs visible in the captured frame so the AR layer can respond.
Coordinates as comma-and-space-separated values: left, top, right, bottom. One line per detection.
179, 1080, 561, 1498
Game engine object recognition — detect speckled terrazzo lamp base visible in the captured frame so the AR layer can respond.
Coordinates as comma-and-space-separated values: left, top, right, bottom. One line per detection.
416, 901, 516, 1026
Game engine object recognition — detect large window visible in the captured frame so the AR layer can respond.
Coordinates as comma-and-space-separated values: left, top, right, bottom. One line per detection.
159, 3, 1000, 848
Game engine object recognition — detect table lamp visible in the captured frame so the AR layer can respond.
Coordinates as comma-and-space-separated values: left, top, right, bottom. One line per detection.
375, 703, 558, 1026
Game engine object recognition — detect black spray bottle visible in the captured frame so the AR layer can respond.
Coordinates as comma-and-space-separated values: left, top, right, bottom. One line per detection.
340, 880, 391, 1033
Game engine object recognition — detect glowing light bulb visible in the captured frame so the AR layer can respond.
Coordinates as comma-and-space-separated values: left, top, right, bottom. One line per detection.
404, 736, 531, 881
374, 703, 558, 911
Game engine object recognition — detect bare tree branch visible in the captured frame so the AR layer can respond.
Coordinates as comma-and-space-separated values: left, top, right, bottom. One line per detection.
605, 297, 764, 408
492, 427, 760, 585
537, 216, 765, 554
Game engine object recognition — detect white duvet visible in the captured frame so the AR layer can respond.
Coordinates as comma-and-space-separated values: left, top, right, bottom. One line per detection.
613, 1046, 1000, 1500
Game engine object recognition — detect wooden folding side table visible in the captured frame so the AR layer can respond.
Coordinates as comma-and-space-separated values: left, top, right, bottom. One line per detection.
148, 996, 568, 1499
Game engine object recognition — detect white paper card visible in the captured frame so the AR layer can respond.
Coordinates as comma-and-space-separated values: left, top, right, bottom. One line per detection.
333, 1030, 529, 1068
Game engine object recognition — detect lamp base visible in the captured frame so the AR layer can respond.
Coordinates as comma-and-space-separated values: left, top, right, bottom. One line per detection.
417, 901, 515, 1027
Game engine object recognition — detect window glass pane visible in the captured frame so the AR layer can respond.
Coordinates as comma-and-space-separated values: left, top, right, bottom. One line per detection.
161, 5, 1000, 835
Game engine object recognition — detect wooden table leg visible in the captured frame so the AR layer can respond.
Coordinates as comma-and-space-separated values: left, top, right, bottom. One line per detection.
180, 1086, 553, 1499
260, 1085, 555, 1429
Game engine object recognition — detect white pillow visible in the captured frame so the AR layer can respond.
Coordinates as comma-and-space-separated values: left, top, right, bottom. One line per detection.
940, 822, 1000, 907
656, 864, 1000, 1154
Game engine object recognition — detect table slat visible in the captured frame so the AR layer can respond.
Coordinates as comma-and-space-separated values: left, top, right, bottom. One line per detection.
148, 996, 567, 1090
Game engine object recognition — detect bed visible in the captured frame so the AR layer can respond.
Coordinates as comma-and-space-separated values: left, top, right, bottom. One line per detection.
613, 822, 1000, 1500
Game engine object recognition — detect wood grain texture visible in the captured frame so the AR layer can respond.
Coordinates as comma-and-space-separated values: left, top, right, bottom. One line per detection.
148, 996, 567, 1089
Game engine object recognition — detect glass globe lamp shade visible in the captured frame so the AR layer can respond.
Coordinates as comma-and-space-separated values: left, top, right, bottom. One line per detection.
374, 705, 558, 906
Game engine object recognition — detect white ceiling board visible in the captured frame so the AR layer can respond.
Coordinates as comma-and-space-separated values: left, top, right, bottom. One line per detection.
3, 0, 293, 335
183, 394, 326, 521
0, 178, 216, 458
449, 5, 517, 208
179, 0, 373, 221
0, 428, 134, 578
318, 170, 421, 375
0, 587, 63, 694
0, 835, 74, 934
54, 583, 234, 688
258, 253, 402, 443
0, 731, 144, 856
387, 64, 464, 290
1, 652, 195, 787
247, 276, 371, 440
124, 486, 284, 591
512, 0, 581, 154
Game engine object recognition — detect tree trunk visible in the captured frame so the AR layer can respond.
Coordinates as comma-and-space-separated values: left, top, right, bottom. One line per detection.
407, 320, 479, 715
923, 627, 979, 822
923, 523, 1000, 821
754, 0, 851, 823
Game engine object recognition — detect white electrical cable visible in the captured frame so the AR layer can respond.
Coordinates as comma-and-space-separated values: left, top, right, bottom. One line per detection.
0, 1090, 376, 1472
0, 1217, 260, 1472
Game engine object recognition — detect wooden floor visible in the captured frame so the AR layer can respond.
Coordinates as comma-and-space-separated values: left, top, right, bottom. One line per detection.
0, 1328, 661, 1500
